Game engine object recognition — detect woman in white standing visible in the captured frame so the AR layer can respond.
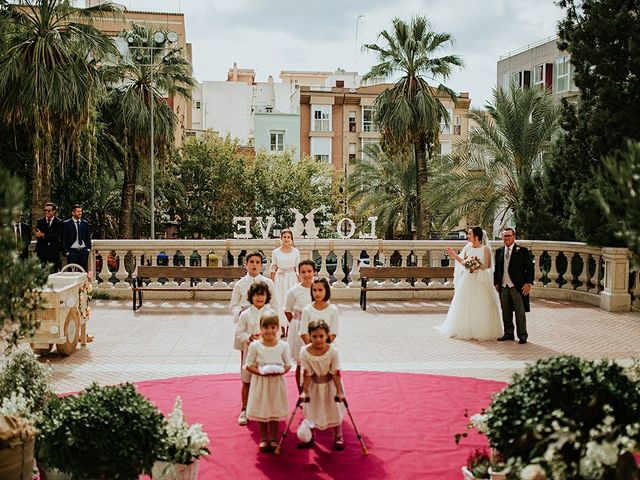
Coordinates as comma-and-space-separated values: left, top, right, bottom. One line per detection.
270, 229, 300, 337
436, 226, 502, 340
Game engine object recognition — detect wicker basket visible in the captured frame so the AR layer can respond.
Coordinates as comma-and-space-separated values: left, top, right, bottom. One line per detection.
0, 438, 35, 480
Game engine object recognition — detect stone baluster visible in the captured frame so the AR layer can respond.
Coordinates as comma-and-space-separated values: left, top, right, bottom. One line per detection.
397, 250, 411, 287
194, 250, 210, 288
546, 251, 560, 288
600, 248, 631, 312
228, 249, 242, 288
632, 270, 640, 310
530, 249, 545, 287
577, 252, 591, 292
380, 250, 393, 287
96, 249, 112, 290
348, 247, 361, 288
588, 254, 602, 293
211, 250, 228, 288
147, 251, 162, 287
414, 249, 428, 288
163, 249, 180, 287
333, 249, 347, 288
113, 249, 130, 289
131, 250, 144, 289
316, 249, 330, 280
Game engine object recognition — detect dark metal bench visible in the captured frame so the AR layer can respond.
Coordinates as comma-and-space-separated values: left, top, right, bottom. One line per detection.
359, 266, 455, 311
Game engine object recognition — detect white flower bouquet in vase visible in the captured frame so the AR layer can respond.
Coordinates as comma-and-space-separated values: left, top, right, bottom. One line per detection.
153, 396, 210, 480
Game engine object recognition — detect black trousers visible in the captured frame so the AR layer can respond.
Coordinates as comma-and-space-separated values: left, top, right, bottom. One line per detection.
67, 248, 89, 272
500, 286, 528, 340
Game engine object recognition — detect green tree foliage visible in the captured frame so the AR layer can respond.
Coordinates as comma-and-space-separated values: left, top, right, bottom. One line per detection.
429, 86, 559, 236
541, 0, 640, 245
363, 16, 463, 239
596, 141, 640, 267
0, 168, 48, 351
347, 143, 416, 238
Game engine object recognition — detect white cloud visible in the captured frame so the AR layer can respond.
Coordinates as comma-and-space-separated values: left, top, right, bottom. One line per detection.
123, 0, 564, 107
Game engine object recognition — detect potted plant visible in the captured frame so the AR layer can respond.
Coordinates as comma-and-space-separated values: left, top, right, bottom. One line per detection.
458, 356, 640, 480
0, 348, 53, 418
36, 383, 165, 480
0, 391, 37, 479
153, 396, 210, 480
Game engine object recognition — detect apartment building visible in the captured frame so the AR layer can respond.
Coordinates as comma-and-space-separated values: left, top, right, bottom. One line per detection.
496, 36, 579, 101
298, 83, 472, 172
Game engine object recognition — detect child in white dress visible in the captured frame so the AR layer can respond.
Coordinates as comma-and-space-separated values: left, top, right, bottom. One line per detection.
270, 229, 300, 336
284, 259, 316, 391
230, 251, 278, 323
300, 277, 339, 345
299, 320, 346, 450
234, 282, 272, 426
244, 313, 292, 452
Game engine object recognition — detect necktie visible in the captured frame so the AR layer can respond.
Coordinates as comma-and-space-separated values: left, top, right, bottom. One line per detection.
506, 247, 511, 261
47, 219, 51, 228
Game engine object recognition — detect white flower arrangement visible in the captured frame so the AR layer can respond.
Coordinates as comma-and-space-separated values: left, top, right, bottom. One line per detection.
0, 389, 30, 418
160, 396, 210, 465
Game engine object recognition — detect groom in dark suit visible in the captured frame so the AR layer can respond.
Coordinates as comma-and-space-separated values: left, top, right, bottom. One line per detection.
62, 205, 91, 272
494, 228, 534, 344
35, 202, 63, 272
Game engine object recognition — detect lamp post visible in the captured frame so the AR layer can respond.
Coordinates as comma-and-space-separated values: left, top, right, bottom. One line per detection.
128, 29, 180, 239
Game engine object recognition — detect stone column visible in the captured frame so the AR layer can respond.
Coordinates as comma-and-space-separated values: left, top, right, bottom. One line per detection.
600, 248, 631, 312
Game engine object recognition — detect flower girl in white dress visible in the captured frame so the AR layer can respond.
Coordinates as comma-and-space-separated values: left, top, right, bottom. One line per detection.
437, 226, 502, 340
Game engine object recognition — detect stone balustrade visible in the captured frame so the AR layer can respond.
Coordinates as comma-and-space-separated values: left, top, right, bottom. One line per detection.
88, 239, 634, 312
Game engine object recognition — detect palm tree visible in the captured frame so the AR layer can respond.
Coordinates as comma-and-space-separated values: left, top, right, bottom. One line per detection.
348, 143, 417, 238
362, 16, 463, 238
0, 0, 119, 227
428, 85, 560, 233
104, 23, 194, 238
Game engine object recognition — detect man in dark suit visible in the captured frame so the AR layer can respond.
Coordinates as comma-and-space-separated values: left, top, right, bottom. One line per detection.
62, 204, 91, 272
13, 215, 31, 260
35, 202, 63, 272
494, 228, 534, 344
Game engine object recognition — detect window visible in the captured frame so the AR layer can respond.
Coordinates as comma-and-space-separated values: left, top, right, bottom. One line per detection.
311, 137, 331, 164
556, 56, 571, 93
348, 143, 356, 163
502, 73, 510, 91
533, 64, 544, 88
348, 111, 357, 132
312, 105, 331, 131
362, 107, 378, 132
270, 131, 284, 152
440, 140, 452, 156
453, 114, 461, 135
195, 101, 201, 109
439, 109, 453, 134
361, 138, 380, 162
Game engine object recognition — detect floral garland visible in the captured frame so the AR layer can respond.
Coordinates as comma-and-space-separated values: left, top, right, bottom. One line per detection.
78, 272, 94, 320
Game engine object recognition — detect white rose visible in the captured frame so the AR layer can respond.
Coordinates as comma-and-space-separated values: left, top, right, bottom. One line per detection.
520, 464, 547, 480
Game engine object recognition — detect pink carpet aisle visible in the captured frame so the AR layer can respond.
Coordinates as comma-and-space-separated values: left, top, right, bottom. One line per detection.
136, 371, 505, 479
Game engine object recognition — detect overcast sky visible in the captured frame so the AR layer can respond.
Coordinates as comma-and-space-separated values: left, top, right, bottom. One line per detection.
123, 0, 564, 107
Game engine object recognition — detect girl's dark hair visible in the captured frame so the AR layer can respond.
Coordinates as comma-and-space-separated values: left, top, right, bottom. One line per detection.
248, 281, 271, 305
311, 277, 331, 301
308, 319, 330, 335
471, 226, 484, 242
245, 251, 264, 264
260, 312, 279, 328
298, 259, 316, 272
281, 228, 294, 242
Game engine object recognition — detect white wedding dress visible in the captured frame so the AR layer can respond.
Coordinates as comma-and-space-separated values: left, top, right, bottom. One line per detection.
436, 243, 503, 341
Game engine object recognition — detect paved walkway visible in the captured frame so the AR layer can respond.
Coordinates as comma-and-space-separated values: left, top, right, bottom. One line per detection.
45, 299, 640, 393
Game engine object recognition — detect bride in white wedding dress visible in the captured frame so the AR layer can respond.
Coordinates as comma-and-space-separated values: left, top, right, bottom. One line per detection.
436, 226, 503, 340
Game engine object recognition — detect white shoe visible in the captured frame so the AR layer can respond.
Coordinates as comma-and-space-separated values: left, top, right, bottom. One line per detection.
238, 410, 248, 426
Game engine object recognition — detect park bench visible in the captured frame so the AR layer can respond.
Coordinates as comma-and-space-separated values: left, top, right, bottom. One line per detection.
132, 266, 246, 311
359, 266, 455, 311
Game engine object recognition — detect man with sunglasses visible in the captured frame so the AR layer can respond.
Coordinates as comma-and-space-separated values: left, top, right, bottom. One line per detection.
35, 202, 63, 272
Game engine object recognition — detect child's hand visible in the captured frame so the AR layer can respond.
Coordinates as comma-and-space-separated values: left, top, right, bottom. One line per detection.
251, 333, 261, 341
334, 393, 345, 403
299, 393, 310, 403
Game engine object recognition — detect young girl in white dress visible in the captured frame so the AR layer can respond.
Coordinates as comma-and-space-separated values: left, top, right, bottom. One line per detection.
234, 282, 272, 427
270, 229, 300, 336
244, 312, 292, 452
299, 320, 346, 450
300, 277, 339, 345
284, 259, 316, 391
437, 226, 503, 340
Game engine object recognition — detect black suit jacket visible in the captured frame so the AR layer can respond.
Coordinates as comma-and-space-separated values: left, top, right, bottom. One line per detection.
62, 218, 91, 255
494, 243, 534, 312
35, 216, 63, 264
14, 222, 31, 259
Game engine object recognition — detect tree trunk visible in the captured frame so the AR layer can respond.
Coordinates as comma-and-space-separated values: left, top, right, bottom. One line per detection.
414, 140, 428, 239
29, 145, 51, 232
118, 157, 136, 239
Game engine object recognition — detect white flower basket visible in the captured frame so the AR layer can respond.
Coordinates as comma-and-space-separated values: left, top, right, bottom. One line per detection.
152, 460, 199, 480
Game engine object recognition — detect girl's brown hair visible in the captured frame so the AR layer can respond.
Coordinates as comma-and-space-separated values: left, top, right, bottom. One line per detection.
260, 312, 280, 328
308, 319, 330, 335
248, 281, 271, 305
280, 228, 294, 242
311, 277, 331, 302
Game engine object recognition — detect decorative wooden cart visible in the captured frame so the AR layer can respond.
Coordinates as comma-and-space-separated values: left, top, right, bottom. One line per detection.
24, 270, 91, 356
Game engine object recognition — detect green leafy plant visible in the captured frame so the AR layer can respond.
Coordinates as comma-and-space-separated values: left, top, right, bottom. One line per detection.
466, 448, 491, 479
36, 383, 165, 479
484, 356, 640, 479
158, 396, 210, 465
0, 348, 52, 417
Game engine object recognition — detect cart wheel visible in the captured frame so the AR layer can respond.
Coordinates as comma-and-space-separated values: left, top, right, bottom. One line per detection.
30, 343, 53, 356
57, 310, 80, 356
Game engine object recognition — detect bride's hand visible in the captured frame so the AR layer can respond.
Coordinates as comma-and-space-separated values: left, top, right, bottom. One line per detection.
446, 247, 456, 257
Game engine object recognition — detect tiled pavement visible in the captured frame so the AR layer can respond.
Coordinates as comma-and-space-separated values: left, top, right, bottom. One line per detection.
43, 299, 640, 393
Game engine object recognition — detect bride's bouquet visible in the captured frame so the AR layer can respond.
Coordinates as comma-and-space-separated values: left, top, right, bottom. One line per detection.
463, 256, 482, 273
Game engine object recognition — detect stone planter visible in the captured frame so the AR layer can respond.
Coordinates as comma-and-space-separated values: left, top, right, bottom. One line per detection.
0, 437, 35, 480
152, 460, 199, 480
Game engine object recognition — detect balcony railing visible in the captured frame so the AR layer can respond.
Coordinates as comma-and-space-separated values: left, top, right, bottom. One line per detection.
85, 239, 637, 312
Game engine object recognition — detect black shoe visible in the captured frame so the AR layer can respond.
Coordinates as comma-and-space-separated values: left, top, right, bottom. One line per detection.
518, 339, 527, 345
497, 335, 514, 341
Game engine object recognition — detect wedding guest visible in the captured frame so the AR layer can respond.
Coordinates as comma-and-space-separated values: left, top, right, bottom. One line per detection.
35, 202, 63, 272
494, 228, 534, 344
229, 251, 278, 323
62, 205, 91, 272
270, 229, 300, 337
300, 277, 339, 345
12, 213, 31, 260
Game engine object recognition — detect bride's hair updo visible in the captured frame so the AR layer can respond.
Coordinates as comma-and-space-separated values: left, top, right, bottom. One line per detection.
471, 226, 484, 241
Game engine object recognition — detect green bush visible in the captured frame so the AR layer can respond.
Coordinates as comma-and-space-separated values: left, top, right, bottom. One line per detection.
37, 383, 164, 480
486, 356, 640, 477
0, 348, 52, 416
